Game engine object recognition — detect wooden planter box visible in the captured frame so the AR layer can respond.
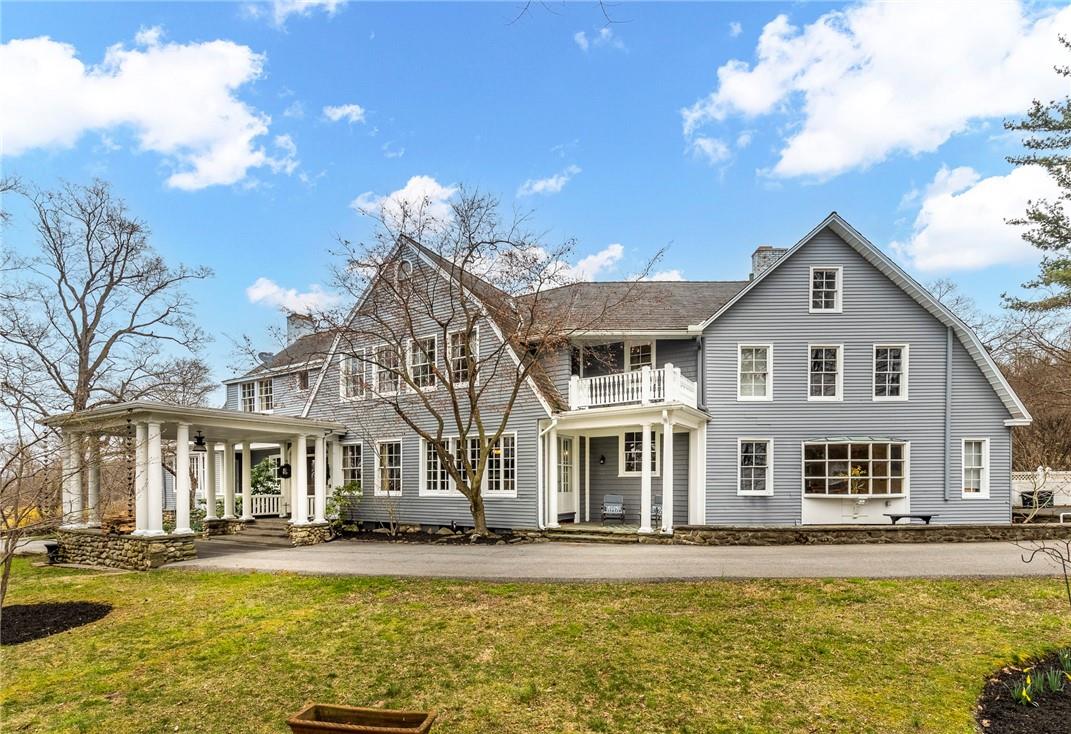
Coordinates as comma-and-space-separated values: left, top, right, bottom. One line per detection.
287, 704, 436, 734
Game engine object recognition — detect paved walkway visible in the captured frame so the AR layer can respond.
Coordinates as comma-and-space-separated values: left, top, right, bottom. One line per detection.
169, 538, 1066, 581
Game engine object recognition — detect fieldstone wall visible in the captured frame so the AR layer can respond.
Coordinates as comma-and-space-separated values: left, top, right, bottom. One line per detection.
203, 518, 246, 537
673, 523, 1071, 546
56, 528, 197, 570
288, 521, 333, 546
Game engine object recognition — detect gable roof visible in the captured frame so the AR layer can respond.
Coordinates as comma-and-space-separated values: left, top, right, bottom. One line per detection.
225, 331, 334, 384
690, 212, 1032, 426
529, 280, 748, 333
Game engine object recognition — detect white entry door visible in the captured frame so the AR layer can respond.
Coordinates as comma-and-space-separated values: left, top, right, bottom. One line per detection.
557, 436, 575, 515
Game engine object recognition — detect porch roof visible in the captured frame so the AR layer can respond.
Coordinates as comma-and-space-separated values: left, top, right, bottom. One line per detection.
41, 401, 346, 444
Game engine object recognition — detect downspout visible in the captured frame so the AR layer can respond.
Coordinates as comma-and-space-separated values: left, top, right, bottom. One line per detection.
696, 335, 706, 410
537, 418, 558, 530
944, 326, 952, 502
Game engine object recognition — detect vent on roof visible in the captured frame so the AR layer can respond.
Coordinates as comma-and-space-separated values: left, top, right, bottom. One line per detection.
750, 245, 789, 280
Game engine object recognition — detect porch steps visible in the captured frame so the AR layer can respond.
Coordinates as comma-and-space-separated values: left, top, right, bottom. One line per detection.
544, 528, 640, 544
205, 517, 293, 547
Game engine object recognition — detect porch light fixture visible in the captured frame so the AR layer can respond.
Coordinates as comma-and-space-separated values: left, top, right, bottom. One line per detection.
599, 455, 605, 465
192, 431, 207, 452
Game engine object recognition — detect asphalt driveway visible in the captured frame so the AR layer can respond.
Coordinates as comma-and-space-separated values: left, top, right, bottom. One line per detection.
169, 537, 1067, 581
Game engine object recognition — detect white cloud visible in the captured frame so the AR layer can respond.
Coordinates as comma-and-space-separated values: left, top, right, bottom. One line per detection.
682, 2, 1071, 179
517, 164, 582, 197
573, 27, 625, 52
0, 33, 294, 190
246, 277, 341, 313
323, 103, 365, 124
566, 243, 624, 281
647, 269, 685, 281
381, 141, 405, 159
351, 175, 458, 230
689, 136, 730, 165
283, 100, 305, 118
245, 0, 347, 28
729, 22, 743, 38
891, 165, 1059, 272
134, 25, 164, 47
735, 130, 753, 148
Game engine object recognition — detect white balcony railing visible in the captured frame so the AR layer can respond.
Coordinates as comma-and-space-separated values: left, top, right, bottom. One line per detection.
567, 364, 698, 410
250, 493, 284, 517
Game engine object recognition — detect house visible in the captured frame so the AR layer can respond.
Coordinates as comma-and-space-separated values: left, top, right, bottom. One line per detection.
216, 212, 1031, 532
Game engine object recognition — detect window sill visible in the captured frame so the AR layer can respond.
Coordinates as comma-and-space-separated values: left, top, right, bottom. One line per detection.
737, 395, 773, 402
961, 493, 990, 500
808, 308, 843, 315
803, 493, 907, 499
806, 396, 843, 403
373, 491, 403, 498
872, 396, 909, 402
618, 472, 662, 479
737, 491, 774, 497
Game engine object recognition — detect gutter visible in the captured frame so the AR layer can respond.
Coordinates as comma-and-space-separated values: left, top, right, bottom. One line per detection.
696, 336, 706, 410
944, 326, 952, 502
537, 418, 558, 530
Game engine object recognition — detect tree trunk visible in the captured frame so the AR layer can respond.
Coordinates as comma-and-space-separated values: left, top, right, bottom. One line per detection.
469, 493, 489, 536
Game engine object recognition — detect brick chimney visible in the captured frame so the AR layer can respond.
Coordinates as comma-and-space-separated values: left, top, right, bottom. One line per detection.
750, 245, 789, 280
286, 313, 314, 343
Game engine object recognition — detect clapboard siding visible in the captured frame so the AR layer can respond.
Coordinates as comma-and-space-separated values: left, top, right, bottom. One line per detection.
548, 338, 700, 399
304, 256, 549, 530
701, 227, 1015, 525
586, 433, 690, 524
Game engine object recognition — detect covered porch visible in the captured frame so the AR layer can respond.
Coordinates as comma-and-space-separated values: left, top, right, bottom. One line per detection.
538, 402, 708, 534
42, 402, 347, 555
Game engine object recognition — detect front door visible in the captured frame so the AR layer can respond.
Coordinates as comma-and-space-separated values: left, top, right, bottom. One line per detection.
557, 436, 575, 517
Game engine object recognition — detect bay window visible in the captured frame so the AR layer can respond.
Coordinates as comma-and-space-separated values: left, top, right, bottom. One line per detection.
804, 441, 906, 496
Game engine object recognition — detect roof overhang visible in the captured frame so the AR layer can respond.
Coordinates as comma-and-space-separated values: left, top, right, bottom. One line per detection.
41, 401, 347, 444
688, 212, 1032, 426
222, 359, 325, 385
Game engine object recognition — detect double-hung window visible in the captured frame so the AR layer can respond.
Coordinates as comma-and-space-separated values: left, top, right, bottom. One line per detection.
240, 382, 255, 412
873, 345, 908, 400
258, 379, 273, 412
962, 439, 989, 498
296, 370, 310, 391
422, 437, 454, 494
340, 352, 365, 399
374, 345, 402, 395
619, 430, 659, 477
486, 434, 516, 494
808, 345, 842, 401
341, 443, 362, 486
626, 341, 654, 371
738, 439, 773, 496
449, 329, 476, 385
809, 267, 842, 313
738, 345, 772, 400
375, 440, 402, 496
409, 336, 437, 390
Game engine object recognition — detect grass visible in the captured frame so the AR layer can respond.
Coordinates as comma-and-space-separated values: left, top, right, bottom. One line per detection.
1, 558, 1069, 733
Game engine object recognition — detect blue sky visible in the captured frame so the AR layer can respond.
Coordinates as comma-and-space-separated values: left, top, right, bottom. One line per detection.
3, 1, 1070, 395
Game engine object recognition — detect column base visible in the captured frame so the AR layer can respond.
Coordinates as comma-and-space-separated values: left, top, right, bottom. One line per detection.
638, 525, 653, 534
221, 514, 236, 521
141, 529, 167, 537
173, 527, 193, 535
546, 522, 560, 529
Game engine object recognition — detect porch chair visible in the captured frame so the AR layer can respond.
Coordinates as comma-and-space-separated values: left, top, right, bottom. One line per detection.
601, 494, 626, 525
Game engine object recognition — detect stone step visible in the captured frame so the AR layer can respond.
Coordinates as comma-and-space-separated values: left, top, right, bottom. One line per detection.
544, 531, 639, 544
204, 534, 293, 548
238, 527, 290, 539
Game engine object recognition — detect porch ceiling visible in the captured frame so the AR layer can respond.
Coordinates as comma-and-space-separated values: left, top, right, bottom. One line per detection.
40, 401, 346, 444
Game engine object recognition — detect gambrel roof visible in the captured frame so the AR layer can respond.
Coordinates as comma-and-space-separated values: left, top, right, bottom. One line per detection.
689, 212, 1032, 426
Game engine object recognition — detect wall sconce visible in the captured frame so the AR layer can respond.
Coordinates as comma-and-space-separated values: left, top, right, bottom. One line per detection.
599, 455, 605, 465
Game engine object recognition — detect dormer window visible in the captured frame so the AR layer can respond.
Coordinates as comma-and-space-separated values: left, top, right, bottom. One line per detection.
809, 267, 842, 313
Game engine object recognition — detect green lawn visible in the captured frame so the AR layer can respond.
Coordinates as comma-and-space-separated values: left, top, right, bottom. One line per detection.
1, 558, 1069, 733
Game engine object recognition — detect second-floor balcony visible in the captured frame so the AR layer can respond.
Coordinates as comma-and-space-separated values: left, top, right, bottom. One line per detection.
567, 364, 698, 411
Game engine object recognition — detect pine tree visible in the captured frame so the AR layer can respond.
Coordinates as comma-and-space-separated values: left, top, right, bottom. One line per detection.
1004, 36, 1071, 312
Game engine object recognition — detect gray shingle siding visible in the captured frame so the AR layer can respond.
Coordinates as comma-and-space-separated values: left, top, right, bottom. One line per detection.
701, 227, 1014, 525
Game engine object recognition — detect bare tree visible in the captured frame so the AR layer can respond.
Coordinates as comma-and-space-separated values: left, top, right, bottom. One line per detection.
0, 179, 213, 419
1018, 538, 1071, 610
317, 188, 657, 535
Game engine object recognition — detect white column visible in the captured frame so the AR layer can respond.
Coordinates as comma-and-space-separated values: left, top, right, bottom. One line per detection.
329, 440, 343, 490
661, 420, 674, 533
240, 442, 253, 520
145, 421, 165, 536
278, 443, 290, 517
314, 435, 327, 523
547, 427, 559, 528
134, 423, 148, 534
696, 424, 708, 525
60, 431, 78, 528
292, 434, 308, 524
174, 423, 192, 534
584, 435, 591, 523
204, 443, 218, 521
86, 435, 101, 527
687, 428, 700, 525
222, 442, 236, 519
69, 432, 84, 526
639, 422, 653, 533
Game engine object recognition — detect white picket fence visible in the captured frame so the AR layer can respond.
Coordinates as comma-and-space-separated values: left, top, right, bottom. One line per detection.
1012, 468, 1071, 507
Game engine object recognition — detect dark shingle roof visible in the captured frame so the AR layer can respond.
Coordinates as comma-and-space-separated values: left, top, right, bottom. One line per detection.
240, 331, 334, 378
526, 280, 749, 331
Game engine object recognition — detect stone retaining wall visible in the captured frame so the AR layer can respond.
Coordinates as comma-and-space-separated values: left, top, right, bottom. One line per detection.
673, 523, 1071, 546
288, 522, 333, 546
56, 527, 197, 570
203, 518, 246, 537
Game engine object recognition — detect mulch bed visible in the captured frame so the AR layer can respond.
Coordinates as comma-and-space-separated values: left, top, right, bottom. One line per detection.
976, 652, 1071, 733
339, 527, 529, 545
1, 602, 112, 646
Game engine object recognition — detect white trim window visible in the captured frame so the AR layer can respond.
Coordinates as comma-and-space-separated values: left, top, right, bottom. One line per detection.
738, 439, 773, 496
373, 345, 402, 395
809, 266, 842, 313
962, 438, 989, 499
738, 344, 772, 401
296, 370, 310, 391
375, 440, 403, 496
340, 351, 365, 400
873, 345, 908, 401
618, 429, 660, 477
240, 382, 255, 412
408, 335, 438, 390
486, 433, 517, 495
625, 340, 655, 371
808, 345, 842, 401
421, 437, 455, 495
804, 441, 907, 496
341, 443, 362, 487
448, 329, 477, 385
258, 379, 274, 412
